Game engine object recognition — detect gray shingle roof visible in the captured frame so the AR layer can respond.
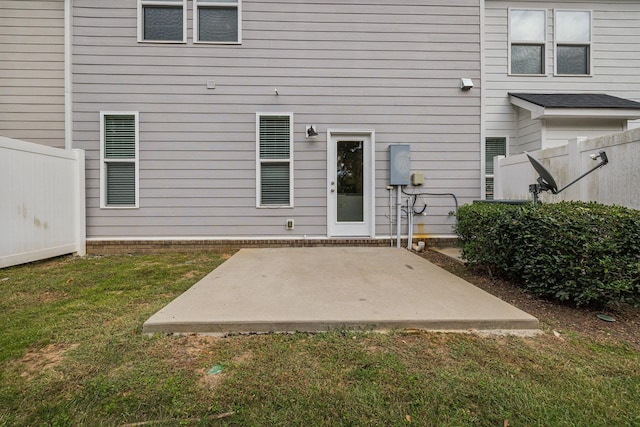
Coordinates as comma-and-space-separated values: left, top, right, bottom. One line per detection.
509, 93, 640, 109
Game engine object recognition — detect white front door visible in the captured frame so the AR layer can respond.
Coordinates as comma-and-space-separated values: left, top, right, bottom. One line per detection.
327, 130, 375, 237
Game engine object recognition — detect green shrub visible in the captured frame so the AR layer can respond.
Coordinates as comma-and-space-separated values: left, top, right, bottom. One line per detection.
455, 201, 640, 308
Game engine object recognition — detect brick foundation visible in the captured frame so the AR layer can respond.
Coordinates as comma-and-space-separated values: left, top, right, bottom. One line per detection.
86, 237, 457, 255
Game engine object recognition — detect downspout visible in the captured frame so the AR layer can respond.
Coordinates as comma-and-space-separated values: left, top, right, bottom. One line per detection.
479, 0, 486, 198
65, 0, 85, 256
64, 0, 73, 150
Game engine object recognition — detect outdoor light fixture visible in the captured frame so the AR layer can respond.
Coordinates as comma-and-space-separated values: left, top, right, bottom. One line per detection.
306, 125, 318, 139
460, 78, 474, 90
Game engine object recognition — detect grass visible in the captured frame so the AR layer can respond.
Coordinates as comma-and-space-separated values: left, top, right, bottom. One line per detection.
1, 253, 639, 426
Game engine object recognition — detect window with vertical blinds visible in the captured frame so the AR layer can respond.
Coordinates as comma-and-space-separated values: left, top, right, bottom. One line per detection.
257, 114, 292, 207
101, 113, 139, 208
485, 137, 506, 200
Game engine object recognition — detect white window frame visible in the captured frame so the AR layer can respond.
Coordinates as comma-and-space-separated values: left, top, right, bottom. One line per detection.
484, 136, 508, 201
508, 8, 547, 76
137, 0, 187, 43
100, 112, 140, 209
554, 9, 593, 76
256, 112, 294, 208
194, 0, 242, 44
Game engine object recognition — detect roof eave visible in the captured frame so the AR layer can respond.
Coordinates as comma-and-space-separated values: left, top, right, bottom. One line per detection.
509, 95, 640, 120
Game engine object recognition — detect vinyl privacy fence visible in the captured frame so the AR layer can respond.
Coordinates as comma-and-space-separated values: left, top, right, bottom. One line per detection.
494, 128, 640, 210
1, 136, 85, 268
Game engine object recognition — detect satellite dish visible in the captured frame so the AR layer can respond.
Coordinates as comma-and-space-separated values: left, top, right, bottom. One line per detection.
525, 151, 608, 203
525, 152, 558, 194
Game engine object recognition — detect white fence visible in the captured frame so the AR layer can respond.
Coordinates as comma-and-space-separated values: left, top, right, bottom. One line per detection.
1, 136, 85, 268
494, 128, 640, 210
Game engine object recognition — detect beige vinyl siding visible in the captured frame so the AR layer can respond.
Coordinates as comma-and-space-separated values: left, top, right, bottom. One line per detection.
545, 118, 625, 148
73, 0, 481, 239
484, 0, 640, 153
0, 0, 65, 148
514, 107, 543, 153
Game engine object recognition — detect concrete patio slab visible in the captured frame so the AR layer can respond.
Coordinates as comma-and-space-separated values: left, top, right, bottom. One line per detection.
143, 247, 539, 335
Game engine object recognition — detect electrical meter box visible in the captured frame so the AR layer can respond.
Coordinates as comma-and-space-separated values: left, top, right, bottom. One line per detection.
389, 144, 411, 185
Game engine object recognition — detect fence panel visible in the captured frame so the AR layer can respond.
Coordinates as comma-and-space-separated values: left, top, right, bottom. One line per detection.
494, 128, 640, 210
0, 136, 85, 268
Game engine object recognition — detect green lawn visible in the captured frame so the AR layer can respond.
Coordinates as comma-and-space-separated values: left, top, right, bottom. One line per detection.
1, 253, 639, 426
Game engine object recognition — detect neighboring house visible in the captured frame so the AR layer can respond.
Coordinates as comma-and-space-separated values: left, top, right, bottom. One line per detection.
483, 0, 640, 197
2, 0, 639, 245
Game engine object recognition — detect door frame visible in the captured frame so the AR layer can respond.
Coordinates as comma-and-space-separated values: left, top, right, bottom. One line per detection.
326, 129, 376, 237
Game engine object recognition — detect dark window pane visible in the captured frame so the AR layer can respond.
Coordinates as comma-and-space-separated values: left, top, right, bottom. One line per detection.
144, 6, 183, 41
557, 45, 589, 75
261, 163, 290, 206
336, 140, 364, 222
106, 162, 136, 206
511, 44, 544, 74
199, 7, 238, 42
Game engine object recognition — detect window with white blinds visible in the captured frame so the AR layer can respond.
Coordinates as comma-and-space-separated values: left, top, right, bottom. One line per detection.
101, 112, 139, 208
257, 113, 293, 207
485, 137, 506, 200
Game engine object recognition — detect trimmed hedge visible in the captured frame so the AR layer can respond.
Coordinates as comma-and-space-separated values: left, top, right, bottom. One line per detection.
455, 201, 640, 308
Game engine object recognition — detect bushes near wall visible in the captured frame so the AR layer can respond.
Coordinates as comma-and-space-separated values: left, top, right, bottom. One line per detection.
455, 201, 640, 308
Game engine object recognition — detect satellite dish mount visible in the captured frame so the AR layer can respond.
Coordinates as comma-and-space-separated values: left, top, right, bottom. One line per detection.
526, 151, 609, 204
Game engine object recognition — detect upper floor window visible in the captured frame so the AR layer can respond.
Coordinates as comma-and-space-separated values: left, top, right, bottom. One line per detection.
138, 0, 187, 43
509, 9, 546, 75
194, 0, 242, 43
555, 10, 591, 75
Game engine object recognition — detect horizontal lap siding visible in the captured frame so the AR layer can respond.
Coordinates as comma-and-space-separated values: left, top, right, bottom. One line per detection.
484, 0, 640, 150
514, 108, 542, 153
0, 0, 65, 148
73, 0, 481, 239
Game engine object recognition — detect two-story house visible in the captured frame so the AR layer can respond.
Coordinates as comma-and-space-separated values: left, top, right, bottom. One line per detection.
2, 0, 639, 247
72, 0, 482, 244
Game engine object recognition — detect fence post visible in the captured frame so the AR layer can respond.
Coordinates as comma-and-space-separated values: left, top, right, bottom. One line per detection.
73, 149, 86, 256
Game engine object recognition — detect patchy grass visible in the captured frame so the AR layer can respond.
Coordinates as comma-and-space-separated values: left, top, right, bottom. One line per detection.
1, 253, 639, 426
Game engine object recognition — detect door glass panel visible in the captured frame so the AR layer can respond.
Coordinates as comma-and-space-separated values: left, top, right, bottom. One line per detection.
336, 140, 364, 222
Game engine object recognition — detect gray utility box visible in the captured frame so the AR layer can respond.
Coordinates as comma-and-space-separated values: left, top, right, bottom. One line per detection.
389, 144, 411, 186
